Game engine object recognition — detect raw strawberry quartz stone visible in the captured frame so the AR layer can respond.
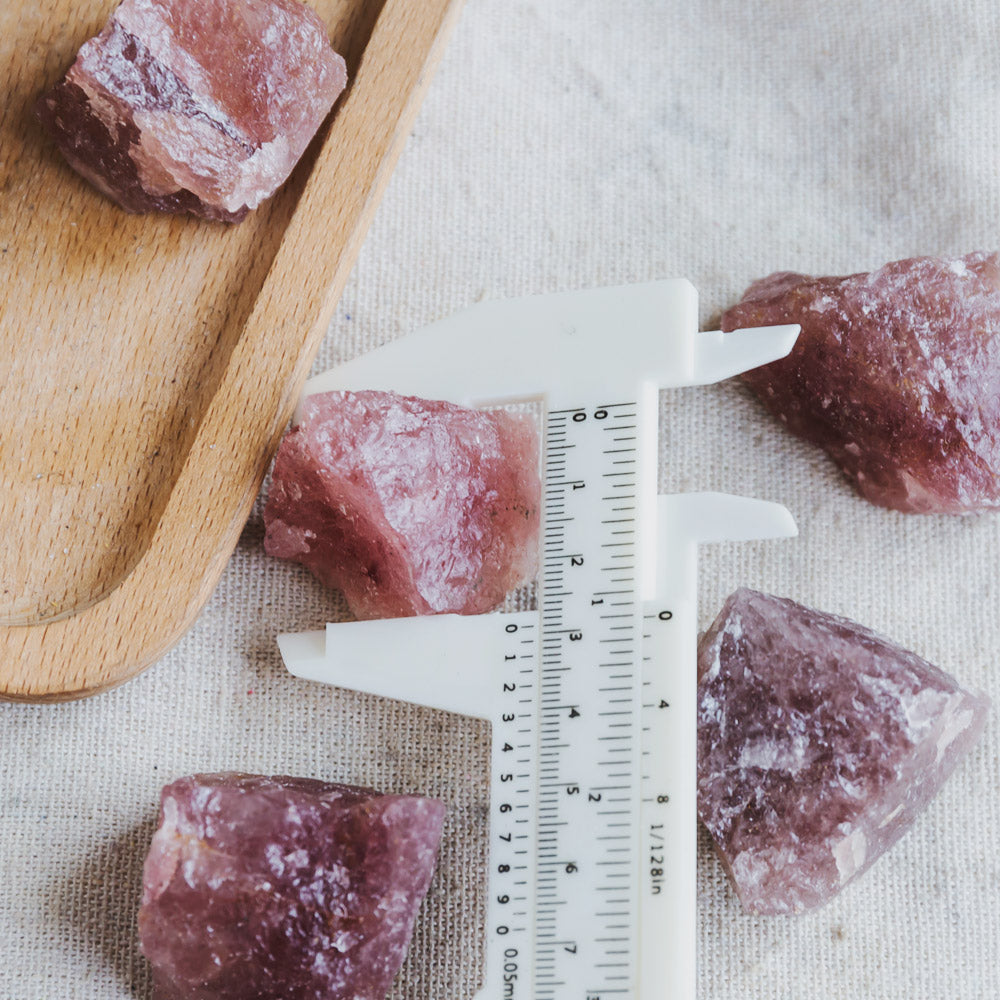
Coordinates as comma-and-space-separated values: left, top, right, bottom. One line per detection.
139, 773, 446, 1000
264, 390, 541, 619
36, 0, 347, 222
697, 589, 989, 915
721, 252, 1000, 513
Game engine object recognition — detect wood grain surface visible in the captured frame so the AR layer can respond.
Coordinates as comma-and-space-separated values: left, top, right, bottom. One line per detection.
0, 0, 463, 699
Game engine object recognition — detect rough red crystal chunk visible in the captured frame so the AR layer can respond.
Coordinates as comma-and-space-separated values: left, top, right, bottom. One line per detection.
36, 0, 347, 222
721, 252, 1000, 513
697, 589, 989, 915
263, 390, 541, 620
139, 772, 446, 1000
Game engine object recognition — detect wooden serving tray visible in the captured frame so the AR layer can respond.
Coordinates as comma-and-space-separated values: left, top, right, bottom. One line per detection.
0, 0, 462, 700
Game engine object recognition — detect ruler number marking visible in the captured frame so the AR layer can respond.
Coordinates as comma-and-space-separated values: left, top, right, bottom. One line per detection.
532, 397, 644, 999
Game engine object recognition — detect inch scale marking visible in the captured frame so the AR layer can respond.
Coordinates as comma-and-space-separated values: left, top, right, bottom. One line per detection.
277, 280, 799, 1000
536, 401, 643, 1000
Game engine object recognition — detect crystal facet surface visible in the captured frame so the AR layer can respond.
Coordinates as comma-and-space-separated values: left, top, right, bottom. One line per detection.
264, 390, 541, 620
139, 772, 446, 1000
36, 0, 347, 222
721, 252, 1000, 513
697, 588, 989, 915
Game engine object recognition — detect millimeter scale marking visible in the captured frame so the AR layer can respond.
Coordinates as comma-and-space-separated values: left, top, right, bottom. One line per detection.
277, 280, 799, 1000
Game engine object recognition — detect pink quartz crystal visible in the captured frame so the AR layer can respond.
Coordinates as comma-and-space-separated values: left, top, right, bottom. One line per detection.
721, 252, 1000, 513
697, 589, 989, 915
263, 390, 541, 620
139, 772, 446, 1000
36, 0, 347, 222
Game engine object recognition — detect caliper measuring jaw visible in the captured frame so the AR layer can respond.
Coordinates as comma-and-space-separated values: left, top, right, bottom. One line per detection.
277, 280, 799, 1000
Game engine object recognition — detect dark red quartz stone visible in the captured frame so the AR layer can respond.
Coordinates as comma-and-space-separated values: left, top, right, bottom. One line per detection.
263, 390, 541, 620
139, 773, 446, 1000
721, 252, 1000, 513
36, 0, 347, 222
697, 589, 989, 915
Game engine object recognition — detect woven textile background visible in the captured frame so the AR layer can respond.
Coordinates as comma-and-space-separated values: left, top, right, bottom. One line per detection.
3, 1, 999, 998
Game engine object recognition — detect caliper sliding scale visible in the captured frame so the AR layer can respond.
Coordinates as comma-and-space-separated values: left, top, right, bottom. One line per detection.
277, 280, 798, 1000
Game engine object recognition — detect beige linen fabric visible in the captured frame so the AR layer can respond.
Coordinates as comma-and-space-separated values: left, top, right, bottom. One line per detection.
3, 1, 999, 997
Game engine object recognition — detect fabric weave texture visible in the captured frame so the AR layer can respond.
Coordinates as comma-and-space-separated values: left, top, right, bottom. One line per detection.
2, 2, 998, 998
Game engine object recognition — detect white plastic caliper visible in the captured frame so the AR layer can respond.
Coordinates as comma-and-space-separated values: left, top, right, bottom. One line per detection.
277, 280, 798, 1000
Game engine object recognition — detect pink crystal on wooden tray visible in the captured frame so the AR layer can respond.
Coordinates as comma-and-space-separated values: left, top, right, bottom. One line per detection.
36, 0, 347, 222
139, 772, 446, 1000
721, 251, 1000, 513
264, 390, 541, 619
697, 588, 989, 915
